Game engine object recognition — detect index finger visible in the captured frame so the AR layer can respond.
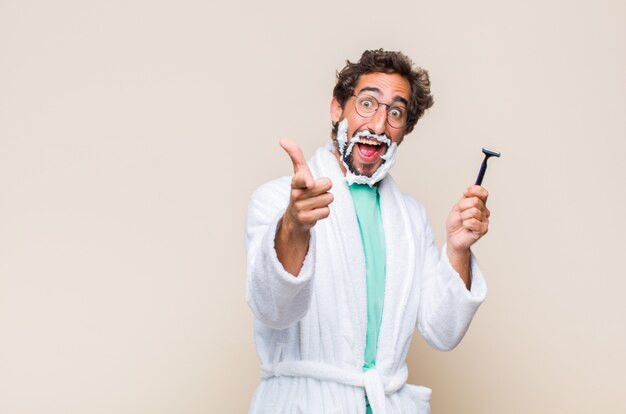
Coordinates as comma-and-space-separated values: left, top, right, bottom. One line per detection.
279, 138, 315, 189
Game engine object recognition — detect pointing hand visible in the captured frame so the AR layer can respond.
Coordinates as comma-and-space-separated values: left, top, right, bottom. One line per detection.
279, 139, 334, 234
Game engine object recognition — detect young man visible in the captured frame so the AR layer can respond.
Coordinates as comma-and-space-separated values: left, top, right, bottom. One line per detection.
246, 49, 490, 414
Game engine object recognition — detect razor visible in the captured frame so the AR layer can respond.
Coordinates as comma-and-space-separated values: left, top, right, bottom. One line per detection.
475, 148, 501, 186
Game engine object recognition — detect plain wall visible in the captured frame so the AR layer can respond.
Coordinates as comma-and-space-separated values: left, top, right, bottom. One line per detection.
1, 0, 625, 412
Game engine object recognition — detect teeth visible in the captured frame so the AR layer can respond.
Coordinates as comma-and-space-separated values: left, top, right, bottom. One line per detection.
359, 138, 382, 146
353, 131, 391, 147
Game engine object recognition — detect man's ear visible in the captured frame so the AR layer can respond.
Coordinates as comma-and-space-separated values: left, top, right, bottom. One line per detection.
330, 97, 343, 123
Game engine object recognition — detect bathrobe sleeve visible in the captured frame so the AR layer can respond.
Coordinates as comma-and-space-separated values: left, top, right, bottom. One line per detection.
407, 196, 488, 351
245, 177, 317, 330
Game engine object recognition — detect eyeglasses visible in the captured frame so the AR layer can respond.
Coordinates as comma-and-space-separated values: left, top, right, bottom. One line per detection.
352, 94, 408, 129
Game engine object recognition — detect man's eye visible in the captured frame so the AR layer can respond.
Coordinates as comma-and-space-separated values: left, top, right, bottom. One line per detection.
389, 108, 404, 119
360, 100, 373, 109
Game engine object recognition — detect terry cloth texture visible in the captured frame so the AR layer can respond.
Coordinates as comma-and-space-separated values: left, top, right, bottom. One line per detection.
245, 145, 487, 414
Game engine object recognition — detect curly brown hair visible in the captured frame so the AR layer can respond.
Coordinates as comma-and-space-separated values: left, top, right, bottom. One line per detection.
331, 49, 434, 140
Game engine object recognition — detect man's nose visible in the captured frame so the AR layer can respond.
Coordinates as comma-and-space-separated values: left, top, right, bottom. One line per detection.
366, 106, 388, 135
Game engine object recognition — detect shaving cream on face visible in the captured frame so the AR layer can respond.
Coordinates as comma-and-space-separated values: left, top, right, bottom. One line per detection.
335, 119, 398, 187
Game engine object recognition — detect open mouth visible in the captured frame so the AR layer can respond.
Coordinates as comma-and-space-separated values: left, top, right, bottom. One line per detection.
355, 137, 387, 161
335, 119, 398, 186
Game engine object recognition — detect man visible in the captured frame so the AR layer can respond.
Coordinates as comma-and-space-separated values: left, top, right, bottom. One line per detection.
245, 49, 489, 414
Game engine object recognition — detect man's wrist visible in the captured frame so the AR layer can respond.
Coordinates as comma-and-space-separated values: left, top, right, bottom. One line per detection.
446, 243, 471, 263
276, 215, 311, 277
446, 242, 472, 289
278, 215, 310, 244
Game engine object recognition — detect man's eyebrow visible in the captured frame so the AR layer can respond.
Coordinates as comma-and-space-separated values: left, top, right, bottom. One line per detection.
357, 86, 381, 95
357, 86, 409, 107
393, 96, 409, 107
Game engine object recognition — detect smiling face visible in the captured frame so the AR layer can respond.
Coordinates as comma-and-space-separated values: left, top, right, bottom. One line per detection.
331, 72, 411, 180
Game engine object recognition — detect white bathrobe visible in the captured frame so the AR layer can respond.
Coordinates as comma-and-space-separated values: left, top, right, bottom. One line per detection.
245, 145, 487, 414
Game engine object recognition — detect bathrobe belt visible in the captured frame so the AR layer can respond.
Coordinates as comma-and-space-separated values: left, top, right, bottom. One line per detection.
261, 360, 408, 414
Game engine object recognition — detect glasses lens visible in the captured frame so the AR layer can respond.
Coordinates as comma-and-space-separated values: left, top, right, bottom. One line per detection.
354, 95, 378, 118
386, 106, 407, 128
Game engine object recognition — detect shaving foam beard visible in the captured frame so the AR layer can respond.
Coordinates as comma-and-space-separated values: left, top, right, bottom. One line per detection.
335, 119, 398, 187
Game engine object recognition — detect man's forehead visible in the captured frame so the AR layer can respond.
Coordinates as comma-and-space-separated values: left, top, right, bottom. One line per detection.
354, 72, 410, 102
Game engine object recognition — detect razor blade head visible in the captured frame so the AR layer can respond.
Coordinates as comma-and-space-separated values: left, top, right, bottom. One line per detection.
482, 148, 501, 158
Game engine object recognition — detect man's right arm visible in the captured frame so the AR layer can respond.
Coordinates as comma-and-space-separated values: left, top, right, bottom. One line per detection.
244, 140, 333, 329
275, 139, 333, 276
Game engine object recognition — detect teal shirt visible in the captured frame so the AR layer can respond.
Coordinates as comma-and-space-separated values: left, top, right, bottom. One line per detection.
349, 184, 386, 413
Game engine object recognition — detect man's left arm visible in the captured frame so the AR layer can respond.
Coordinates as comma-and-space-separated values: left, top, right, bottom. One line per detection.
415, 185, 490, 351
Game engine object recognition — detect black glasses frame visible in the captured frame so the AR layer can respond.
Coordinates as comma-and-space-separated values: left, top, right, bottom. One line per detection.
351, 94, 407, 129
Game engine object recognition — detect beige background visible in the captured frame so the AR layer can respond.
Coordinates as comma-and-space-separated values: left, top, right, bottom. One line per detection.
1, 0, 625, 412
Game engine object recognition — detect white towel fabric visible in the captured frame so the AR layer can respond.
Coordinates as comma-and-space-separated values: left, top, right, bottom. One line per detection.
246, 144, 487, 414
